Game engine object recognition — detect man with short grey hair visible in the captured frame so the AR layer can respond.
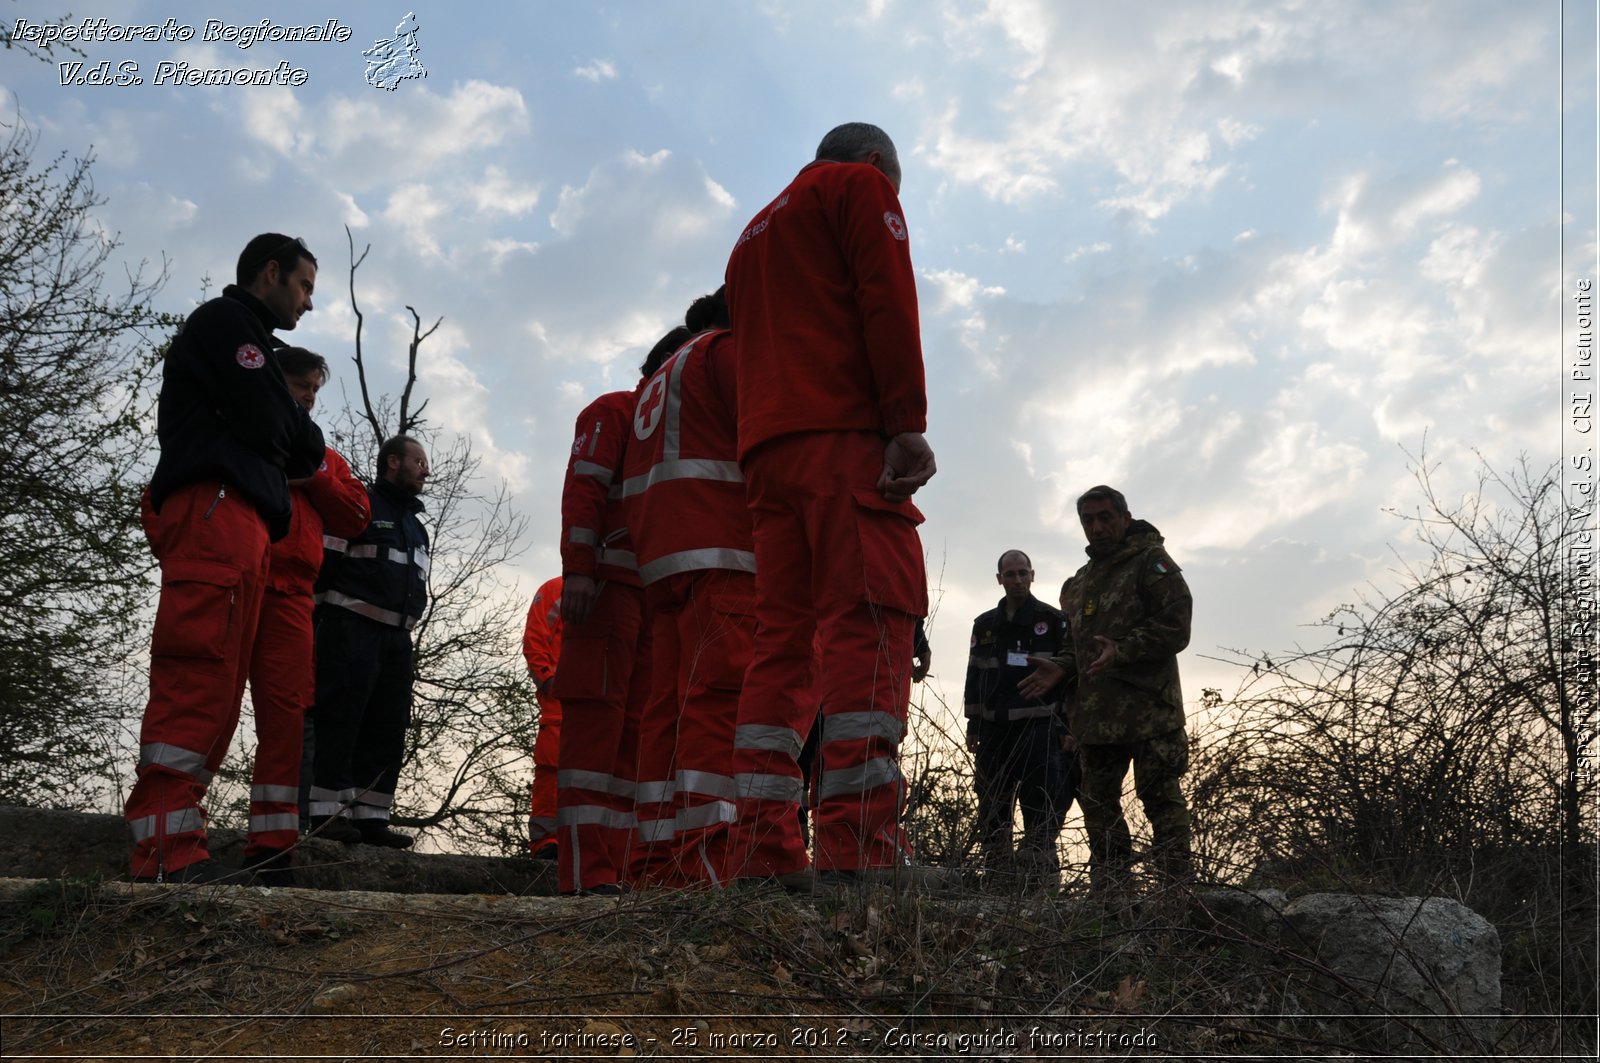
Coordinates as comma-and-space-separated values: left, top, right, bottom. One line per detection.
723, 122, 936, 890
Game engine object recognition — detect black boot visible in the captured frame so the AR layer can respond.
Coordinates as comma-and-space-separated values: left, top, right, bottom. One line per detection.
356, 820, 414, 849
308, 814, 362, 843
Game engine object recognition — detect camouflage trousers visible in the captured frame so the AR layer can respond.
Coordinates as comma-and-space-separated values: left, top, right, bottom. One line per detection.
1078, 729, 1192, 887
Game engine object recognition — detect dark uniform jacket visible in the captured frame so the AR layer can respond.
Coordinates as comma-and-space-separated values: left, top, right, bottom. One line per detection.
1056, 521, 1191, 745
150, 284, 324, 541
964, 593, 1069, 739
317, 478, 429, 630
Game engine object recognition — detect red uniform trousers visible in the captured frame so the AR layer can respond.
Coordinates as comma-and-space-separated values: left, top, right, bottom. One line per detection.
244, 588, 313, 858
552, 582, 650, 893
127, 482, 270, 878
528, 698, 562, 855
631, 594, 680, 885
639, 570, 755, 888
729, 431, 925, 877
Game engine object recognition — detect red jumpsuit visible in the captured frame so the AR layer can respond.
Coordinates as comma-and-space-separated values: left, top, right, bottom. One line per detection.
724, 159, 930, 877
521, 575, 564, 856
245, 447, 368, 859
126, 284, 323, 881
552, 388, 651, 894
622, 329, 754, 888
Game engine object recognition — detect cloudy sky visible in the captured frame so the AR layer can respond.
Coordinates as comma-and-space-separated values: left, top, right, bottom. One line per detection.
3, 1, 1593, 726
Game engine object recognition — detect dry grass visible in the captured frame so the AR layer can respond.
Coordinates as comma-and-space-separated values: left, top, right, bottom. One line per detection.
1, 870, 1580, 1061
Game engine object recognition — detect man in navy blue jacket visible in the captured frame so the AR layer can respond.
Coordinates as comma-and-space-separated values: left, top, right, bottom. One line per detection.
307, 435, 431, 848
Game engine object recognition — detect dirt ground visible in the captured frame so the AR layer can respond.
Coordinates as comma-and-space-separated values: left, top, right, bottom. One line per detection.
0, 877, 1176, 1061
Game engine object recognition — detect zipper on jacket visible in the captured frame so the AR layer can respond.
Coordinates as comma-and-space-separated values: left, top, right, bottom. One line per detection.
203, 485, 227, 520
588, 421, 601, 457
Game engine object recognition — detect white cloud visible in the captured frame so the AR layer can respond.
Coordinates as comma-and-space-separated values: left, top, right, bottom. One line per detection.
380, 183, 448, 258
336, 192, 370, 228
1217, 117, 1262, 147
237, 89, 306, 156
923, 268, 1005, 313
306, 81, 531, 181
1063, 241, 1111, 264
471, 165, 542, 216
574, 59, 618, 82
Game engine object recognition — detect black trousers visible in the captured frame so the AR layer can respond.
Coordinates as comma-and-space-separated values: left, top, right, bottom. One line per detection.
974, 716, 1079, 868
308, 608, 414, 822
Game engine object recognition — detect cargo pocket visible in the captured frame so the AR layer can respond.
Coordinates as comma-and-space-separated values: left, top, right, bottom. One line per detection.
150, 559, 243, 660
702, 592, 756, 691
849, 488, 928, 616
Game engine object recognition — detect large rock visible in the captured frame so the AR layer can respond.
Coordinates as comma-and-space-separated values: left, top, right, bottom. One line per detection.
0, 805, 556, 896
1281, 892, 1501, 1052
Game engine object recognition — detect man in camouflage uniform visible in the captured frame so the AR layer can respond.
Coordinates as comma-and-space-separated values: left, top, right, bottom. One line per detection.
1021, 485, 1192, 890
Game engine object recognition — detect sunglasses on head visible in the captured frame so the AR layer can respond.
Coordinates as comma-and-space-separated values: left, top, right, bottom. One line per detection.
253, 235, 310, 277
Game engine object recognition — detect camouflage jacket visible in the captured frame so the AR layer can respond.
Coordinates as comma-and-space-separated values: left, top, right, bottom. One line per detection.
1054, 521, 1191, 744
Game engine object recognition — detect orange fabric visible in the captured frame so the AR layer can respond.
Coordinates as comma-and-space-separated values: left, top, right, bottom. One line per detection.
266, 447, 370, 594
523, 576, 564, 854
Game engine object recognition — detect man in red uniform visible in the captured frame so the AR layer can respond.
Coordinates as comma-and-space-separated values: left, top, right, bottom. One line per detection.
127, 233, 325, 883
551, 327, 687, 896
242, 347, 370, 884
521, 575, 564, 859
622, 292, 752, 888
724, 124, 938, 889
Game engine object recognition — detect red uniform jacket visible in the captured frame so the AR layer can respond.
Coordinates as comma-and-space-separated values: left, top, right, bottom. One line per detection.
560, 389, 641, 586
521, 576, 564, 687
621, 329, 754, 586
724, 159, 927, 460
266, 446, 370, 595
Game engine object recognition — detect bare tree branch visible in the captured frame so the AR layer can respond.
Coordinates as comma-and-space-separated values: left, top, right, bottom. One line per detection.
344, 225, 382, 448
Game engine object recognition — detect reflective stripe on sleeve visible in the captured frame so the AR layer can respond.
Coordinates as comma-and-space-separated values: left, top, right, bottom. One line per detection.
572, 461, 615, 485
601, 548, 638, 571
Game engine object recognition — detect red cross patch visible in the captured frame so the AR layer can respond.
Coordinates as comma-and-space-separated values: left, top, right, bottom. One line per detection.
1035, 621, 1049, 636
634, 375, 668, 440
883, 211, 907, 240
235, 343, 265, 369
